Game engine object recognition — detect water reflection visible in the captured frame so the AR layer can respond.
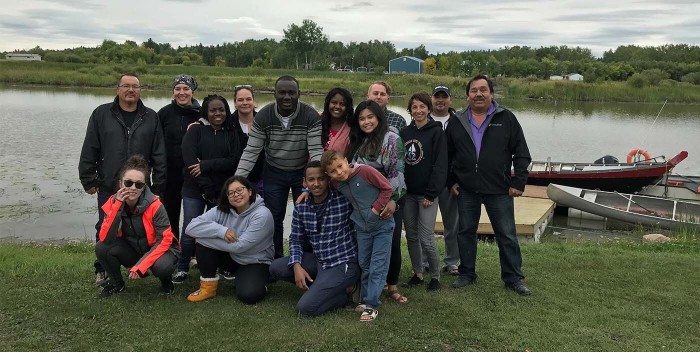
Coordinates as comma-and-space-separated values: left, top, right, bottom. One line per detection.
1, 85, 699, 241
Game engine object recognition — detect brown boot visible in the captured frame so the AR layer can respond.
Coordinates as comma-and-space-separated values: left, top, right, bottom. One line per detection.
187, 276, 219, 302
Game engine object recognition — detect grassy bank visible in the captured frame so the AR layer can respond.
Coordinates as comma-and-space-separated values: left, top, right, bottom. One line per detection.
503, 78, 700, 103
0, 61, 462, 99
4, 61, 700, 103
1, 237, 699, 351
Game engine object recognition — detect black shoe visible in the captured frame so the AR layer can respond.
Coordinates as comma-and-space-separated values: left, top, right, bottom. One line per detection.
505, 281, 531, 296
99, 282, 125, 298
402, 275, 424, 288
427, 278, 441, 291
172, 271, 188, 284
160, 279, 175, 295
452, 276, 476, 289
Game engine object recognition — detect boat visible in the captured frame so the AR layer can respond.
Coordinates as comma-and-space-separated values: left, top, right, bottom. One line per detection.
526, 151, 688, 193
546, 183, 700, 230
637, 174, 700, 203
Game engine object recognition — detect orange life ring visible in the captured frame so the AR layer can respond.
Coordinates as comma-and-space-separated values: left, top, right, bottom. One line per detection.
626, 148, 651, 163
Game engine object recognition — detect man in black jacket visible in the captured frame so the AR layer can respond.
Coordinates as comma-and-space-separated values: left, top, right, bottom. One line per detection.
79, 73, 167, 286
445, 75, 532, 295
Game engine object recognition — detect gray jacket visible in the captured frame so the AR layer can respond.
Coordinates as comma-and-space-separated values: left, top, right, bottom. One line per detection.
185, 195, 274, 265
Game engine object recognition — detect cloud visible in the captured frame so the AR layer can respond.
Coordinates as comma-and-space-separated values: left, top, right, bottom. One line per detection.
330, 1, 372, 12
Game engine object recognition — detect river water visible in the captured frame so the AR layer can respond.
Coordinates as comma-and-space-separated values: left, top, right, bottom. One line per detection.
1, 86, 699, 241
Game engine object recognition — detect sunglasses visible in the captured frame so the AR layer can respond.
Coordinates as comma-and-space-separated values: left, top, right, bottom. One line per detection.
123, 180, 146, 189
234, 84, 253, 93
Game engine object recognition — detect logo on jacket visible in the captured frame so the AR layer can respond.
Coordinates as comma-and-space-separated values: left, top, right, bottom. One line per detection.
404, 140, 423, 165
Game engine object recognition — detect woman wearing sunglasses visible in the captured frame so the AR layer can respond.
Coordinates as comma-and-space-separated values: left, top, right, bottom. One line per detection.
185, 176, 274, 304
95, 155, 180, 298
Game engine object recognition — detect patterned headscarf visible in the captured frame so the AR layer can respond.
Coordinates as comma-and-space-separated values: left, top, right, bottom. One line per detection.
172, 74, 198, 91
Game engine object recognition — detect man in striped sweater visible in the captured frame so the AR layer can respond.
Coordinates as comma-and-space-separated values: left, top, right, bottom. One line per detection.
235, 76, 323, 258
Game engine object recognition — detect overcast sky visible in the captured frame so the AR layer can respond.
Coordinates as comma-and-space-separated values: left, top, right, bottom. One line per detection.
1, 0, 698, 57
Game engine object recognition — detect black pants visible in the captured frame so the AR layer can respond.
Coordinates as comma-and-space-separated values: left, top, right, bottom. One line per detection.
162, 168, 184, 237
386, 197, 405, 286
95, 238, 177, 287
195, 244, 270, 304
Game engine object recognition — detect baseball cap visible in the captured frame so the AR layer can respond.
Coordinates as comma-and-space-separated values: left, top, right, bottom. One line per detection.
433, 84, 451, 96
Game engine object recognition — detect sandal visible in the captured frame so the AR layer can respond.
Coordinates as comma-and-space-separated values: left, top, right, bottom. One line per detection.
448, 268, 459, 276
360, 308, 378, 321
388, 289, 408, 303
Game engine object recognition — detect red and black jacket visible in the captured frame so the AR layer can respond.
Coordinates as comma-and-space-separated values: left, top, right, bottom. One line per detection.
99, 187, 180, 276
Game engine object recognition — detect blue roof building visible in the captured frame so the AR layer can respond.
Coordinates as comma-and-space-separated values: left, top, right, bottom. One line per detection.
388, 56, 424, 74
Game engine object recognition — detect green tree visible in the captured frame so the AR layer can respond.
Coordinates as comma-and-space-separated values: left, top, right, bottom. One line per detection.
282, 19, 328, 70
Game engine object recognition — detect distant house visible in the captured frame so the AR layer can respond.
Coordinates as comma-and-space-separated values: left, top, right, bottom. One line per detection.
389, 56, 424, 74
5, 53, 42, 61
549, 75, 564, 80
565, 73, 584, 81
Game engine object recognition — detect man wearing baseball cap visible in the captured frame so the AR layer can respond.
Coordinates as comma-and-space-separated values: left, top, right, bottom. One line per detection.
430, 84, 460, 276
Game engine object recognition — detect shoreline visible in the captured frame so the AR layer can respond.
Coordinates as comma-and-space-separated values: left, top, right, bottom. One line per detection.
4, 61, 700, 103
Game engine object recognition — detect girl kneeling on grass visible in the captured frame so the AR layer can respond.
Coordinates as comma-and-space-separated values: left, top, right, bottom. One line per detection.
185, 176, 274, 304
321, 149, 394, 321
95, 155, 180, 298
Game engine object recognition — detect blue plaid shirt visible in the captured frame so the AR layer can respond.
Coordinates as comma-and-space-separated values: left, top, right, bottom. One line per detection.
288, 189, 357, 270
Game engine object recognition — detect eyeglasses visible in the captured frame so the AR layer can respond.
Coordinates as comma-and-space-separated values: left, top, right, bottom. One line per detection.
118, 84, 142, 90
123, 180, 146, 189
227, 187, 247, 198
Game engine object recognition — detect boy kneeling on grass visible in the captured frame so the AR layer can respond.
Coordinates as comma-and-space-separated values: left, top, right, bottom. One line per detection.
320, 150, 394, 322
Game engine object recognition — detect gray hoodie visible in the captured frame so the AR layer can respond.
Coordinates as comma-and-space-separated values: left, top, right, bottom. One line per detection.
185, 195, 274, 265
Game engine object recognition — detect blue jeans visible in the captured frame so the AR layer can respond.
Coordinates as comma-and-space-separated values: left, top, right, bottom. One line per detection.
262, 164, 304, 258
93, 190, 112, 273
178, 196, 213, 272
356, 219, 394, 309
456, 191, 524, 285
269, 253, 360, 316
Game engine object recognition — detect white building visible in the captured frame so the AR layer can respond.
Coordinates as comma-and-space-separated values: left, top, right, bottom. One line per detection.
5, 53, 42, 61
565, 73, 584, 81
549, 75, 564, 80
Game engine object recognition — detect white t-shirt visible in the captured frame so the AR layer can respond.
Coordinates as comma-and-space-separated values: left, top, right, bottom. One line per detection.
431, 113, 450, 130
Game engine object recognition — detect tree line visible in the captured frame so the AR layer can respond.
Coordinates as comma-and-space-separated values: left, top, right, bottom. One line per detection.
8, 19, 700, 86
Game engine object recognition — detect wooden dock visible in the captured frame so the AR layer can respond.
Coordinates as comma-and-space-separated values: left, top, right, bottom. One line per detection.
435, 186, 555, 243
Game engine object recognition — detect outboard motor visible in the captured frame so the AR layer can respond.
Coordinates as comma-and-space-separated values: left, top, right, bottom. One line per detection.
593, 155, 619, 164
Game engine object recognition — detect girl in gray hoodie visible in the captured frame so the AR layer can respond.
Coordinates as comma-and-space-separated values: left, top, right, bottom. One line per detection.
185, 176, 274, 304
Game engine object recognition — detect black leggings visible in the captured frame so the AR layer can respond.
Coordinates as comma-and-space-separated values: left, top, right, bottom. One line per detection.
386, 197, 405, 286
195, 244, 270, 304
95, 238, 177, 286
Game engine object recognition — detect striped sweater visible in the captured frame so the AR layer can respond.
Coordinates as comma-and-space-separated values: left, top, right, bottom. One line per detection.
236, 102, 323, 176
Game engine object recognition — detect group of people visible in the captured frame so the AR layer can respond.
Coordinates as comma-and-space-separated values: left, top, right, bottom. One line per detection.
78, 72, 532, 321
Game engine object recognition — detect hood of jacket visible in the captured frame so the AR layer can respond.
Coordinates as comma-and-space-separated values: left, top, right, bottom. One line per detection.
170, 98, 201, 113
232, 194, 265, 217
409, 118, 443, 131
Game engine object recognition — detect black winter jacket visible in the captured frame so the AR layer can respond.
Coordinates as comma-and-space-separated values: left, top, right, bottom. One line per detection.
445, 101, 531, 194
181, 118, 243, 201
78, 97, 167, 194
399, 119, 448, 201
158, 99, 201, 174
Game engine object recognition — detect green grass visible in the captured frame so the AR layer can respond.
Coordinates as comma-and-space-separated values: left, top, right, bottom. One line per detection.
6, 61, 700, 103
1, 237, 699, 351
503, 78, 700, 103
0, 61, 462, 98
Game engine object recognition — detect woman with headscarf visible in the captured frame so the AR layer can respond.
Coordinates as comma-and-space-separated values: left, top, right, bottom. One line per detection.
158, 74, 200, 238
